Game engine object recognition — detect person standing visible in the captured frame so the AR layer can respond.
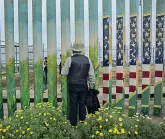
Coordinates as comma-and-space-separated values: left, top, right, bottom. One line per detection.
61, 43, 95, 126
43, 57, 48, 90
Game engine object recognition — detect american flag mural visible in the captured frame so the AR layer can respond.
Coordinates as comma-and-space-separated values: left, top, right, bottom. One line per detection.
129, 16, 138, 93
128, 15, 138, 116
116, 16, 124, 105
103, 17, 109, 67
141, 14, 151, 115
102, 16, 110, 104
154, 14, 164, 116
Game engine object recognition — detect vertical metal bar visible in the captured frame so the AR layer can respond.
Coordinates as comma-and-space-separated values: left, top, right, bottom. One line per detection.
75, 0, 84, 43
102, 0, 112, 106
128, 0, 139, 117
61, 0, 70, 116
19, 0, 30, 109
141, 0, 152, 115
153, 0, 164, 116
115, 0, 125, 112
0, 24, 3, 119
89, 0, 99, 90
4, 0, 16, 116
32, 0, 43, 104
47, 0, 57, 107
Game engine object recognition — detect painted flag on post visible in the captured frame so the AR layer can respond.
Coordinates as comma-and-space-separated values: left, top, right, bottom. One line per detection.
154, 0, 164, 116
128, 0, 138, 117
102, 0, 112, 106
141, 0, 152, 115
115, 0, 125, 112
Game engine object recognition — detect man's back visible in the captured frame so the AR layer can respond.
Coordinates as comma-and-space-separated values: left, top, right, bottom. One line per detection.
68, 54, 90, 85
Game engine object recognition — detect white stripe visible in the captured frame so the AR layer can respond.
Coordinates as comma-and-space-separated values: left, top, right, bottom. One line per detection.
103, 67, 109, 73
102, 94, 109, 101
142, 64, 150, 71
129, 65, 136, 72
116, 66, 123, 72
103, 80, 109, 87
142, 78, 150, 85
155, 64, 163, 71
155, 77, 162, 83
129, 78, 136, 86
116, 80, 123, 86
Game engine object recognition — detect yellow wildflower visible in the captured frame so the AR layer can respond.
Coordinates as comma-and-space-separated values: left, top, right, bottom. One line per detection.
128, 131, 131, 134
53, 118, 56, 121
105, 118, 108, 122
121, 128, 125, 134
30, 131, 33, 134
135, 125, 138, 128
117, 131, 121, 134
27, 128, 30, 131
50, 117, 52, 120
84, 122, 87, 125
6, 125, 10, 129
44, 113, 47, 116
100, 125, 102, 128
100, 133, 104, 136
4, 116, 6, 119
22, 131, 25, 134
109, 129, 113, 133
3, 129, 6, 133
135, 131, 138, 135
136, 119, 140, 122
91, 135, 94, 138
16, 130, 19, 133
21, 116, 24, 119
109, 115, 113, 118
119, 123, 123, 126
96, 131, 99, 134
119, 118, 122, 122
16, 115, 19, 118
98, 116, 102, 121
26, 122, 28, 124
39, 113, 41, 116
2, 136, 4, 139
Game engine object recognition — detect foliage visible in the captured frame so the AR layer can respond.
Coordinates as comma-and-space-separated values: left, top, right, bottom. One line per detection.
77, 108, 165, 139
0, 103, 75, 139
0, 104, 165, 139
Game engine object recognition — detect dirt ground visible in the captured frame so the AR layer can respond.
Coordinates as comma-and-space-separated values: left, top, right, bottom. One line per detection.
1, 67, 165, 123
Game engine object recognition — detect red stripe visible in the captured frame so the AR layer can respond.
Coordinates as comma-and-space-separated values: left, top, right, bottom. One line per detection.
129, 72, 136, 78
155, 71, 163, 77
116, 73, 123, 80
103, 74, 109, 80
129, 86, 136, 92
142, 71, 150, 78
142, 84, 148, 90
116, 86, 122, 93
103, 87, 109, 94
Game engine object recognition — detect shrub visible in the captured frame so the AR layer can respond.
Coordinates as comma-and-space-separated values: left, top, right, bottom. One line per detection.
0, 104, 165, 139
0, 103, 74, 139
77, 108, 165, 139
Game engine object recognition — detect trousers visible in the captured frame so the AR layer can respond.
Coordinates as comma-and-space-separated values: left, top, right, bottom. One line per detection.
68, 84, 88, 126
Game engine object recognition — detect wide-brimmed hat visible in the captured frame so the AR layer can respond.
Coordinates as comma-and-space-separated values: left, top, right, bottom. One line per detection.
71, 42, 85, 52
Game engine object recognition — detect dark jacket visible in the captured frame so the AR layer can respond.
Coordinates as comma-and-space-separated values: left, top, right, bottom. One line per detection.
85, 89, 100, 114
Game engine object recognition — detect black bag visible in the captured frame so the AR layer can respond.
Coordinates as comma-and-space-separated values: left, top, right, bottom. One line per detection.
85, 89, 100, 114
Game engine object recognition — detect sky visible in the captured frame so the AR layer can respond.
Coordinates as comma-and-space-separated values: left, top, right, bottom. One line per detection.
0, 0, 158, 63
